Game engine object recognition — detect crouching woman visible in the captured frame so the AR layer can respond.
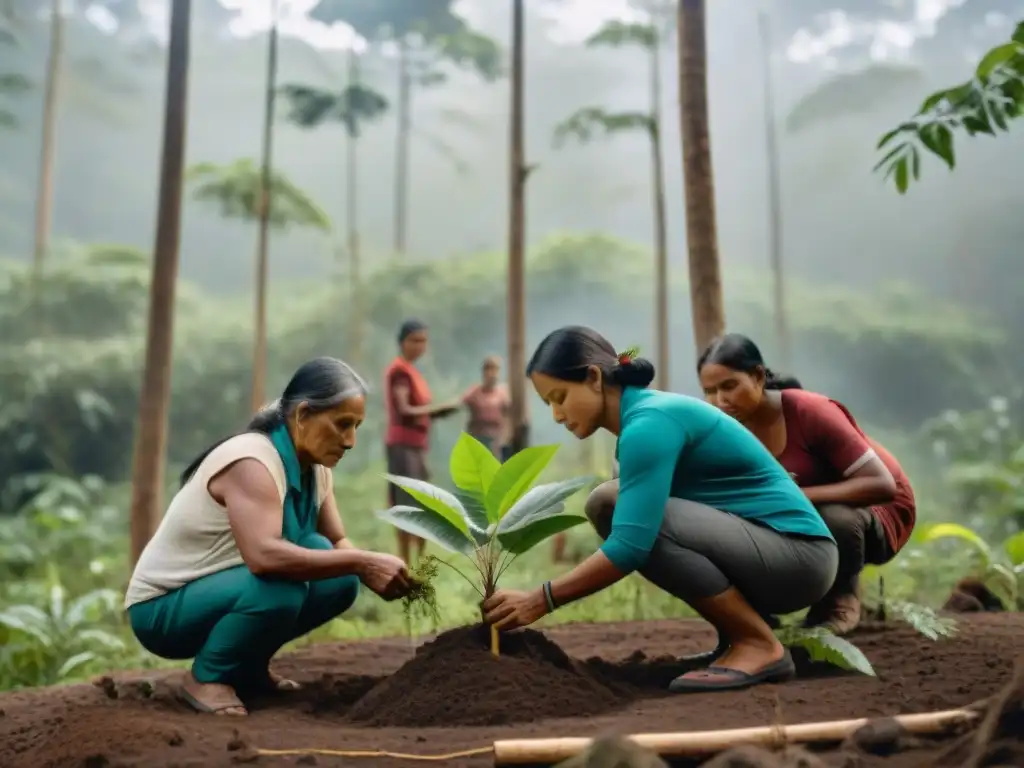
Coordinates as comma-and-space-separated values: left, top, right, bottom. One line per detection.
482, 326, 839, 693
125, 357, 413, 716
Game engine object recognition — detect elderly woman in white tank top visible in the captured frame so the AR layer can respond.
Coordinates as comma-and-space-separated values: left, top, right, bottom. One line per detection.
125, 357, 413, 716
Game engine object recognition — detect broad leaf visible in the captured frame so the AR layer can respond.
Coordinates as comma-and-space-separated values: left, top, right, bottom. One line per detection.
919, 522, 993, 566
498, 514, 588, 555
57, 651, 98, 680
449, 432, 500, 499
1003, 530, 1024, 565
485, 445, 560, 522
376, 506, 475, 555
451, 488, 490, 546
976, 42, 1021, 80
382, 474, 469, 534
887, 601, 957, 641
497, 476, 595, 534
780, 628, 875, 676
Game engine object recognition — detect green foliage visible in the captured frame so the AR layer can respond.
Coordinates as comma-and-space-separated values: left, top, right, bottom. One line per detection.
916, 521, 1024, 608
402, 554, 441, 625
554, 107, 654, 146
885, 600, 958, 641
187, 159, 332, 230
875, 21, 1024, 193
586, 20, 657, 50
379, 433, 593, 596
278, 81, 389, 138
775, 625, 876, 676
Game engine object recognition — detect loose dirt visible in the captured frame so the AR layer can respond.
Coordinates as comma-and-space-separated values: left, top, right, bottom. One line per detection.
1, 613, 1022, 768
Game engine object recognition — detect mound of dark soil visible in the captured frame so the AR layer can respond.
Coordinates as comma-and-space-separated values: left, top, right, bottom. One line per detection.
944, 577, 1005, 613
343, 625, 635, 727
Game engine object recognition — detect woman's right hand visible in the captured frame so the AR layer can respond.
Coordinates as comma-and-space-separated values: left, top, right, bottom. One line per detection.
358, 552, 413, 601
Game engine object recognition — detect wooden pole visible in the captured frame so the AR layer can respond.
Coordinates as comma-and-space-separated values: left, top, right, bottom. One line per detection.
492, 708, 977, 764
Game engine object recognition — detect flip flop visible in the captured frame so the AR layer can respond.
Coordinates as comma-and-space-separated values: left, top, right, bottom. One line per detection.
176, 686, 248, 716
668, 650, 795, 693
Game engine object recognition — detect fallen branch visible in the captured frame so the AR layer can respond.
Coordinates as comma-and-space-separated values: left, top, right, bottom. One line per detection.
492, 708, 977, 764
251, 707, 977, 764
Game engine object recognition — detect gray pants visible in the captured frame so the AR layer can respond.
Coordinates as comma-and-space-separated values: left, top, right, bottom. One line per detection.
817, 504, 894, 597
586, 481, 838, 617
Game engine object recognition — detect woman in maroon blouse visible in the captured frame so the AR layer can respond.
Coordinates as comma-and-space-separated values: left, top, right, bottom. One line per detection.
697, 334, 916, 635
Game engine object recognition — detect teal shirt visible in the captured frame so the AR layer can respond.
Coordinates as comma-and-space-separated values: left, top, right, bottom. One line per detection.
269, 425, 320, 544
601, 387, 834, 574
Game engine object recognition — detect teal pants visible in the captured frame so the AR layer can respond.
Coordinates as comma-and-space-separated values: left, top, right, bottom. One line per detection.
127, 533, 359, 686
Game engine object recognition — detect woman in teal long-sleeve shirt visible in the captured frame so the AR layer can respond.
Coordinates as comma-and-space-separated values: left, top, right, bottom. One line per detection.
482, 326, 839, 693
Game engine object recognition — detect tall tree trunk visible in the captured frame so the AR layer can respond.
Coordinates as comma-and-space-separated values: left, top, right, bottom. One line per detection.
347, 50, 363, 368
31, 0, 63, 293
251, 1, 279, 413
507, 0, 528, 453
393, 37, 410, 260
678, 0, 724, 354
649, 36, 670, 390
128, 0, 192, 568
758, 11, 790, 369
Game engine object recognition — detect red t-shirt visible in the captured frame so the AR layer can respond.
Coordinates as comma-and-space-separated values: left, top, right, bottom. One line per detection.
384, 358, 431, 450
462, 383, 509, 441
778, 389, 916, 553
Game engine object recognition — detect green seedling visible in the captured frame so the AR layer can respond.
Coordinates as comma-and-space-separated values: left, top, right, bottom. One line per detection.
379, 433, 595, 656
402, 555, 441, 626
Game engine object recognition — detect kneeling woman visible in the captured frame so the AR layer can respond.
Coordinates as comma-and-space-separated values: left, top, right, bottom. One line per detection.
125, 357, 414, 716
482, 326, 838, 692
697, 334, 916, 635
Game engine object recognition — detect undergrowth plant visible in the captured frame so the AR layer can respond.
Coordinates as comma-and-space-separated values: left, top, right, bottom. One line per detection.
918, 521, 1024, 608
379, 433, 594, 655
774, 623, 876, 677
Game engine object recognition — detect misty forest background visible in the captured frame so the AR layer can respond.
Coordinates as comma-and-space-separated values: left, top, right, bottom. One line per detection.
1, 0, 1023, 690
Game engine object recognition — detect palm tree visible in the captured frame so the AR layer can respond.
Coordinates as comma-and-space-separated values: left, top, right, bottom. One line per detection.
278, 53, 388, 367
554, 19, 670, 389
252, 0, 279, 412
677, 0, 724, 353
187, 158, 331, 395
128, 0, 191, 568
507, 0, 528, 453
32, 0, 63, 289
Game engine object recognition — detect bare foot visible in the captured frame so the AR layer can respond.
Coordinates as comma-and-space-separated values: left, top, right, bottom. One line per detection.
265, 670, 301, 691
179, 672, 248, 716
713, 637, 786, 675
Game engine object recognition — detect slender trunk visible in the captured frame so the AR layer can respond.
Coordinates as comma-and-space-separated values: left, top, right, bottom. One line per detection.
31, 0, 63, 295
507, 0, 528, 453
251, 1, 279, 413
393, 37, 410, 260
678, 0, 725, 354
758, 11, 790, 369
347, 50, 363, 367
128, 0, 192, 568
649, 36, 669, 391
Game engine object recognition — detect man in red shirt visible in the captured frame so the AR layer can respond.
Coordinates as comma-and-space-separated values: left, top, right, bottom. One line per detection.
698, 334, 916, 635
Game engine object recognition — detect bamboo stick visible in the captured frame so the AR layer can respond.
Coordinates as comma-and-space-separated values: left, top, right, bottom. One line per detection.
492, 707, 977, 764
491, 624, 500, 657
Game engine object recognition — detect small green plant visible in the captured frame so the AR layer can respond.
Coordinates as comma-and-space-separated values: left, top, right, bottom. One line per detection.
402, 554, 441, 626
379, 433, 594, 655
918, 521, 1024, 608
775, 624, 876, 677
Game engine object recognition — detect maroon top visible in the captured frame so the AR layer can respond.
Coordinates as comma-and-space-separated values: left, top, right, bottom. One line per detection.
778, 389, 916, 553
384, 357, 430, 450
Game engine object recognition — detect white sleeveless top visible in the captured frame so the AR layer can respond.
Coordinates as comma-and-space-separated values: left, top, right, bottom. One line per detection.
124, 432, 332, 609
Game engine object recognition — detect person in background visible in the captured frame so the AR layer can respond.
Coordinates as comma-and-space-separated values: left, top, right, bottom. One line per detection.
384, 319, 460, 563
125, 358, 413, 716
697, 333, 916, 635
462, 354, 511, 459
482, 326, 838, 693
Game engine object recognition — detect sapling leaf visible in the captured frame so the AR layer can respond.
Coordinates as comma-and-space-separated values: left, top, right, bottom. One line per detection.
497, 476, 595, 534
485, 444, 560, 521
498, 514, 589, 555
382, 474, 470, 534
919, 522, 993, 567
376, 505, 475, 555
778, 627, 876, 676
449, 433, 501, 499
886, 601, 958, 640
451, 488, 490, 546
1003, 530, 1024, 565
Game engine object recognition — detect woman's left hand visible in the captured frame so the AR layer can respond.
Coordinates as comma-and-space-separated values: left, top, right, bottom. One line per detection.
481, 588, 548, 631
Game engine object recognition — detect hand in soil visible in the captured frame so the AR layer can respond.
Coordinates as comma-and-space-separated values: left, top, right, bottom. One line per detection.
358, 552, 413, 601
482, 587, 547, 630
181, 674, 248, 716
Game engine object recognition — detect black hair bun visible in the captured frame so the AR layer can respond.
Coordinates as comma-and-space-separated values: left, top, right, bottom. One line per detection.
615, 357, 656, 388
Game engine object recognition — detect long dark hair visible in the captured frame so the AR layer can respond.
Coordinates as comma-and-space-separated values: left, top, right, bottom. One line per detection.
179, 357, 369, 486
526, 325, 656, 389
697, 333, 802, 390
